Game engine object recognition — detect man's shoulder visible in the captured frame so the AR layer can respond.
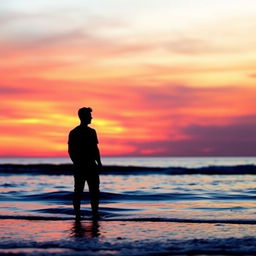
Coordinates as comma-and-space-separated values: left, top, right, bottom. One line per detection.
69, 126, 80, 134
87, 126, 96, 132
69, 125, 96, 134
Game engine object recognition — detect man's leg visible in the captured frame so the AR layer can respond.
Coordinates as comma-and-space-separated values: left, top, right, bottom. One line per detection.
73, 175, 86, 220
87, 174, 100, 218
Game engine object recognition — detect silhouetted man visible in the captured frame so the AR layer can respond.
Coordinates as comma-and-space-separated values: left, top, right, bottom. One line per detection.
68, 107, 102, 220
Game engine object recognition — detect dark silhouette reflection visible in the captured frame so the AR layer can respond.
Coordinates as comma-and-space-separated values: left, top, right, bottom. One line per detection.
71, 219, 100, 238
68, 107, 102, 220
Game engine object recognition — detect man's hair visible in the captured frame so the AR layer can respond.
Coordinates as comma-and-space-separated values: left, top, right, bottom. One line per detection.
78, 107, 92, 121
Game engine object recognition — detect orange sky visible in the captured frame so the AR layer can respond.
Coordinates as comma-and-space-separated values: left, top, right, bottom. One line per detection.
1, 0, 256, 156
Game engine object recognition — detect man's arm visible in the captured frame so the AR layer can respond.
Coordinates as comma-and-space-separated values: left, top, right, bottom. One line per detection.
68, 131, 79, 163
68, 144, 77, 163
95, 145, 102, 168
94, 129, 102, 168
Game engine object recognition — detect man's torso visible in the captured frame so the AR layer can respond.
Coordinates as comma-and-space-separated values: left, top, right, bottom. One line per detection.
68, 125, 98, 165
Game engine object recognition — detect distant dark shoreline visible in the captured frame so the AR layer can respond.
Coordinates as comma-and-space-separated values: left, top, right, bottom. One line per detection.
1, 164, 256, 175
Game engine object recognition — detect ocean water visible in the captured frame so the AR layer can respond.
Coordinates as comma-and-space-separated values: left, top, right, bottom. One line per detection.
1, 156, 256, 167
1, 157, 256, 255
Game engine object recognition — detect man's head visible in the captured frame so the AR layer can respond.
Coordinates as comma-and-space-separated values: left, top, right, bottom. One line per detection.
78, 107, 92, 125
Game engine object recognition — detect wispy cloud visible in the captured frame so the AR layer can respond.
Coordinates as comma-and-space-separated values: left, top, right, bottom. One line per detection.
0, 86, 32, 94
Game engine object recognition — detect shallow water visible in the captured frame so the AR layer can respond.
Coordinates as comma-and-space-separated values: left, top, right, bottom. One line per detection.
2, 219, 256, 256
1, 157, 256, 255
1, 174, 256, 222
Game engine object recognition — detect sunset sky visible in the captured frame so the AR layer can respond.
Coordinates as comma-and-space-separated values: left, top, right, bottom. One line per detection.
1, 0, 256, 157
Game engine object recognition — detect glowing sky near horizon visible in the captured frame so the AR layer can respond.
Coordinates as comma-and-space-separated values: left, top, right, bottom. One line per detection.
1, 0, 256, 157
